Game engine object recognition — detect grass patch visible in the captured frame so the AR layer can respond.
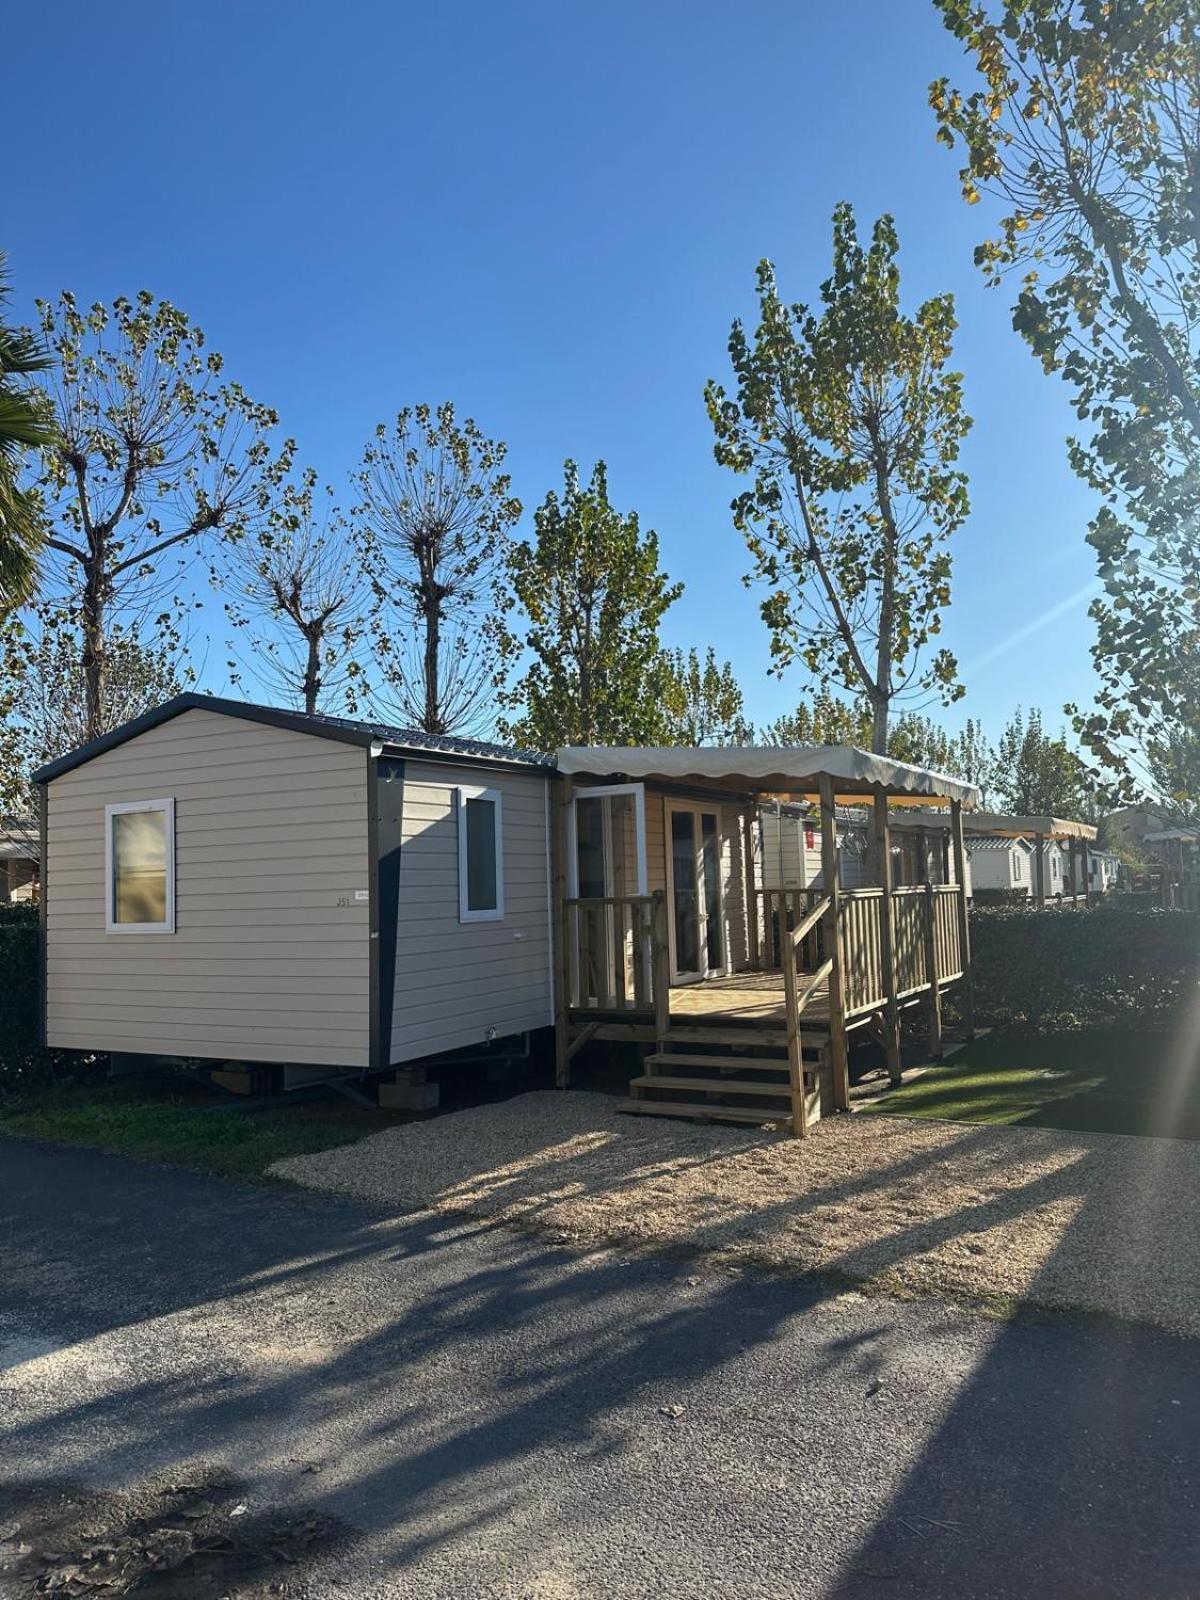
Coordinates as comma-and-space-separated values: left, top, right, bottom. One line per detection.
866, 1029, 1200, 1140
0, 1075, 384, 1181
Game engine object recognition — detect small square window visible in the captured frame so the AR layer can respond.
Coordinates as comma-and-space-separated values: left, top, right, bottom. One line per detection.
106, 799, 175, 933
457, 787, 503, 922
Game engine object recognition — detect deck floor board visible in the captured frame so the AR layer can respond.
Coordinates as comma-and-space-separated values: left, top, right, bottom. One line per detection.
667, 971, 830, 1027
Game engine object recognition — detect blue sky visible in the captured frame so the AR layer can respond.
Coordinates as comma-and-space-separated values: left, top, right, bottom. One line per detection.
5, 0, 1099, 738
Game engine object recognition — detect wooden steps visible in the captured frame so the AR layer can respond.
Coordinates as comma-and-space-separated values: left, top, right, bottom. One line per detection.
622, 1031, 832, 1133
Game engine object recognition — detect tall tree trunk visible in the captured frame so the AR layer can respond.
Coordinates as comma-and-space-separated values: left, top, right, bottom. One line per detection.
870, 692, 889, 758
417, 534, 442, 734
81, 559, 108, 743
870, 431, 898, 758
303, 626, 321, 715
423, 593, 440, 734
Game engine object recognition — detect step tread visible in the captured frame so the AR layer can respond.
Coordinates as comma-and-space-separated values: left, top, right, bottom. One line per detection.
619, 1098, 791, 1126
664, 1026, 827, 1046
646, 1051, 788, 1070
632, 1074, 794, 1097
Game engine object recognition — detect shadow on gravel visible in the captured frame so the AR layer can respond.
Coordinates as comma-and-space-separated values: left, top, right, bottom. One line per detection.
3, 1134, 1200, 1598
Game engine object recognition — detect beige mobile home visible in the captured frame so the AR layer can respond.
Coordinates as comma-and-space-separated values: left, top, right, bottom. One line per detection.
34, 696, 556, 1077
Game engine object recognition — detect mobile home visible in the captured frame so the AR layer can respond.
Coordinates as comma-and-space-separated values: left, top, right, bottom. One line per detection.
34, 695, 556, 1078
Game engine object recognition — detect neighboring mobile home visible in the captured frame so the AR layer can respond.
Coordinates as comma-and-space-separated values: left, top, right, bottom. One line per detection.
34, 695, 555, 1077
1088, 850, 1121, 894
967, 835, 1034, 898
1, 818, 39, 904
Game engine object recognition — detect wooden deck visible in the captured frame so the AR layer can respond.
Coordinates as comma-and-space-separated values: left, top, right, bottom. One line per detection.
667, 971, 829, 1028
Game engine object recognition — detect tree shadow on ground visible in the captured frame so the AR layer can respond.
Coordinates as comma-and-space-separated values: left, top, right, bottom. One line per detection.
3, 1116, 1200, 1597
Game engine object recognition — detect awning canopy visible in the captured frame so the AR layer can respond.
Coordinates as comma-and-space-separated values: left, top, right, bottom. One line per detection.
554, 745, 980, 807
964, 812, 1097, 842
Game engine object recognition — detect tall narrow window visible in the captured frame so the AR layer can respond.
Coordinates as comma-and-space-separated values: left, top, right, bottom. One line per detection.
105, 799, 175, 933
457, 787, 503, 921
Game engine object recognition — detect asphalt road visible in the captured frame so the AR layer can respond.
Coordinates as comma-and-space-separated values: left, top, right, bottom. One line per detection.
1, 1136, 1198, 1599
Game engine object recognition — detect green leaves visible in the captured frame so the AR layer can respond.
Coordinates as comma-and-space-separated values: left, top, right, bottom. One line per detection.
707, 205, 971, 752
932, 0, 1200, 812
660, 647, 753, 746
497, 461, 682, 750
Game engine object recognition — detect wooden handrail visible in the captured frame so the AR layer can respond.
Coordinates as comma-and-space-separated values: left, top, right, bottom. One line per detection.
795, 956, 833, 1016
789, 895, 832, 950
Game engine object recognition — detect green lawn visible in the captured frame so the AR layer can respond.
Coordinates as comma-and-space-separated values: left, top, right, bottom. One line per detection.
864, 1029, 1200, 1141
0, 1075, 387, 1180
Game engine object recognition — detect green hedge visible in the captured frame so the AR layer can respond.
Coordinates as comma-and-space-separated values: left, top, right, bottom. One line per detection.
0, 903, 95, 1091
962, 905, 1200, 1032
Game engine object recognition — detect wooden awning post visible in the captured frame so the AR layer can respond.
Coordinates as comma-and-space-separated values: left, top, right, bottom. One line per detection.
872, 787, 903, 1085
1034, 831, 1047, 908
651, 889, 670, 1049
1080, 834, 1089, 903
820, 774, 851, 1110
950, 800, 976, 1038
553, 777, 573, 1087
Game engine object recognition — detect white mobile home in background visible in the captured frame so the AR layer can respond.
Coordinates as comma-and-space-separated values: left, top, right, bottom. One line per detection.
967, 835, 1034, 897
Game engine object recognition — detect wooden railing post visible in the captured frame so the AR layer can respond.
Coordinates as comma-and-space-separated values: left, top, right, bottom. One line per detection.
950, 800, 976, 1038
872, 787, 903, 1086
819, 774, 850, 1111
650, 889, 670, 1049
922, 881, 943, 1059
780, 918, 808, 1139
553, 777, 573, 1087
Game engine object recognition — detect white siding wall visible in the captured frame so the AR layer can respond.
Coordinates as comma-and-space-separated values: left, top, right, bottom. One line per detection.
389, 761, 553, 1063
758, 808, 867, 889
45, 708, 372, 1065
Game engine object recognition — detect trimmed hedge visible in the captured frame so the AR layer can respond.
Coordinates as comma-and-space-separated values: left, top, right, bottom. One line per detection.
971, 887, 1031, 908
0, 903, 94, 1091
962, 905, 1200, 1032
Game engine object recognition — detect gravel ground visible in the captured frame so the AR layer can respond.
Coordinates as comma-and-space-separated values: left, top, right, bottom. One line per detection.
5, 1137, 1200, 1599
273, 1091, 1200, 1336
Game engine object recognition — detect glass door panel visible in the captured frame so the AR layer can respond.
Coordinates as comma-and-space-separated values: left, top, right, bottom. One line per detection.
701, 811, 724, 971
670, 809, 701, 978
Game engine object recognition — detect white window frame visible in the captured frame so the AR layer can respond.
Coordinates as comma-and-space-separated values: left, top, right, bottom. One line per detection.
105, 797, 176, 934
565, 782, 648, 898
457, 785, 504, 922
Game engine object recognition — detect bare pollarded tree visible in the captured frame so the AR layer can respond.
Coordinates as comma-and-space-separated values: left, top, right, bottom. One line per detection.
225, 471, 365, 714
353, 403, 521, 735
32, 290, 293, 740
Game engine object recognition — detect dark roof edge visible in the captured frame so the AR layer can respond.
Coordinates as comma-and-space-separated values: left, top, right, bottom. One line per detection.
32, 694, 559, 784
32, 694, 377, 784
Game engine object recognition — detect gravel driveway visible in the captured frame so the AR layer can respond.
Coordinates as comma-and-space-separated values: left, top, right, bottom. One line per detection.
273, 1091, 1200, 1336
3, 1137, 1199, 1599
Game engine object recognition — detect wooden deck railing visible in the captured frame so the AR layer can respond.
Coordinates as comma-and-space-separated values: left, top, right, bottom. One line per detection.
566, 880, 966, 1027
564, 892, 658, 1012
755, 887, 826, 970
762, 882, 967, 1019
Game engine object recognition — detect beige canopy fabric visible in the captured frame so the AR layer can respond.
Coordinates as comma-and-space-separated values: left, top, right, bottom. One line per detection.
555, 745, 980, 807
964, 812, 1097, 841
